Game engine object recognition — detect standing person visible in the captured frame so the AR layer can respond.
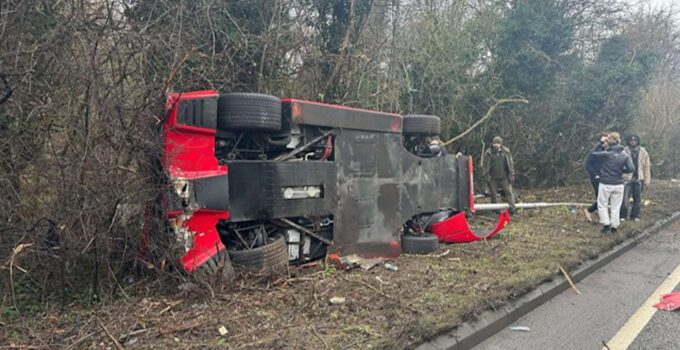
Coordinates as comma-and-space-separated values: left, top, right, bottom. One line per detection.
589, 132, 635, 234
620, 134, 651, 221
583, 132, 609, 222
483, 136, 516, 214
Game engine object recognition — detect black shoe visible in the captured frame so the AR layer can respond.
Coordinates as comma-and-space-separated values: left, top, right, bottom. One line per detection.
601, 225, 611, 234
611, 227, 618, 234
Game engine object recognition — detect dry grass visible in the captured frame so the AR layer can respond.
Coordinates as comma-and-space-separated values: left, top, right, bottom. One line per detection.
2, 181, 680, 349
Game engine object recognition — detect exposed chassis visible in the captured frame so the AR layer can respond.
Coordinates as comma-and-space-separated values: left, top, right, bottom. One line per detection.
161, 90, 508, 273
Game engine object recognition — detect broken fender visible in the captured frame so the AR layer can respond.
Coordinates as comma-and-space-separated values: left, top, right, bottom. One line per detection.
427, 211, 511, 243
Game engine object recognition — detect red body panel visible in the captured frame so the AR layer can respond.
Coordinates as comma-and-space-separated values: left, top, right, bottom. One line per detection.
178, 211, 229, 271
163, 90, 229, 271
468, 156, 476, 213
427, 210, 511, 243
164, 90, 227, 178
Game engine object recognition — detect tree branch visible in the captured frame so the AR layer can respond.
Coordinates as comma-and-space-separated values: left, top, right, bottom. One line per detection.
443, 98, 529, 146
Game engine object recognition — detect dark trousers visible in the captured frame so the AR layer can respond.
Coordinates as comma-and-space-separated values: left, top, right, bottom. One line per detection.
620, 181, 642, 219
489, 178, 515, 209
588, 177, 599, 213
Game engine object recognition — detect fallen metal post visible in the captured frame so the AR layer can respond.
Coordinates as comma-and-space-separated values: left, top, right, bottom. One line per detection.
474, 202, 591, 211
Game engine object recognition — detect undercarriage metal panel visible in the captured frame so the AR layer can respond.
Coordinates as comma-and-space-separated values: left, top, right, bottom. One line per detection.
329, 128, 470, 257
227, 161, 336, 222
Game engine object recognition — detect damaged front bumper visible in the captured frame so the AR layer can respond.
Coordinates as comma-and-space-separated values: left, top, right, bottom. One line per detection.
427, 210, 511, 243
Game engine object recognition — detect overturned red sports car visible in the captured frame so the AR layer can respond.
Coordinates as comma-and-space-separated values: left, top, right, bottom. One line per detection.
161, 90, 509, 278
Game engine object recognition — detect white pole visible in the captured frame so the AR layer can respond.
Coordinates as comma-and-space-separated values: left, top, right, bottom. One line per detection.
474, 202, 591, 211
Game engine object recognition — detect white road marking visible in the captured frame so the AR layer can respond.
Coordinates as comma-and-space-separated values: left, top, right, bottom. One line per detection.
603, 264, 680, 350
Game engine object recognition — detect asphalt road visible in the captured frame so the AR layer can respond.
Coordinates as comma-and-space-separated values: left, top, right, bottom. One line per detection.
474, 219, 680, 350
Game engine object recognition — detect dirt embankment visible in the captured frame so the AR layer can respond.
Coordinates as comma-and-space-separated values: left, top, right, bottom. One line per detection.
3, 181, 680, 349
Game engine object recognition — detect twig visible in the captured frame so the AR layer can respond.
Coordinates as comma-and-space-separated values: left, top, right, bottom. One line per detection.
158, 300, 183, 316
4, 243, 33, 308
98, 320, 125, 350
162, 49, 196, 94
158, 319, 205, 336
405, 249, 451, 258
559, 266, 582, 295
339, 274, 390, 298
66, 331, 98, 349
339, 274, 418, 312
309, 325, 329, 349
443, 98, 529, 146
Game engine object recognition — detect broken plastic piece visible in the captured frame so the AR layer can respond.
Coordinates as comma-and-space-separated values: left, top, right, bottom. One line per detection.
330, 297, 346, 305
654, 292, 680, 311
427, 210, 510, 243
384, 263, 399, 271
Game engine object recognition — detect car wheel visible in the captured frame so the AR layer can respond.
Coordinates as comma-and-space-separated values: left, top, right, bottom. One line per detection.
402, 114, 441, 135
402, 233, 439, 254
195, 250, 236, 281
217, 93, 282, 132
227, 234, 289, 275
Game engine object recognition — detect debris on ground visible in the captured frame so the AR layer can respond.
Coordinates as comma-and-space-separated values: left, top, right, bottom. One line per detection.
509, 326, 531, 332
384, 263, 399, 272
654, 292, 680, 311
339, 254, 384, 271
329, 297, 346, 305
218, 326, 228, 336
559, 266, 582, 295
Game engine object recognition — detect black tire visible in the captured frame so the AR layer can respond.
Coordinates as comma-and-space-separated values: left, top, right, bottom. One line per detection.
402, 114, 441, 135
402, 233, 439, 254
228, 234, 289, 274
217, 93, 282, 132
195, 250, 236, 282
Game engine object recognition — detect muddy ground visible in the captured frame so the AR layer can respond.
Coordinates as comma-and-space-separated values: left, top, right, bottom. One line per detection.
3, 181, 680, 349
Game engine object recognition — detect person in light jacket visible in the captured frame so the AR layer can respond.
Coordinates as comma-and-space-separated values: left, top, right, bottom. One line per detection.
588, 132, 635, 234
620, 134, 651, 221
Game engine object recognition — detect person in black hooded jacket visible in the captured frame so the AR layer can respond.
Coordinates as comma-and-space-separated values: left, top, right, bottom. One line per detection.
583, 132, 609, 222
588, 132, 635, 234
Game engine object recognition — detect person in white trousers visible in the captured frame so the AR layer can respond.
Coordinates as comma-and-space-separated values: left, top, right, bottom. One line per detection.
588, 132, 635, 234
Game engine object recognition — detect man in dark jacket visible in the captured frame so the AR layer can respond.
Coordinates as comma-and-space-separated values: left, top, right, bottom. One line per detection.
589, 132, 635, 234
583, 132, 609, 222
483, 136, 516, 214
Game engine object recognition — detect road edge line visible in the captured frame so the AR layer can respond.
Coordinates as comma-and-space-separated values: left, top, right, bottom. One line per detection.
602, 264, 680, 350
415, 211, 680, 350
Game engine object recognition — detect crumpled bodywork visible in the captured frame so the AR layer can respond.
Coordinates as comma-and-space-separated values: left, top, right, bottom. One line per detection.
163, 90, 228, 271
160, 91, 510, 273
427, 210, 511, 243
